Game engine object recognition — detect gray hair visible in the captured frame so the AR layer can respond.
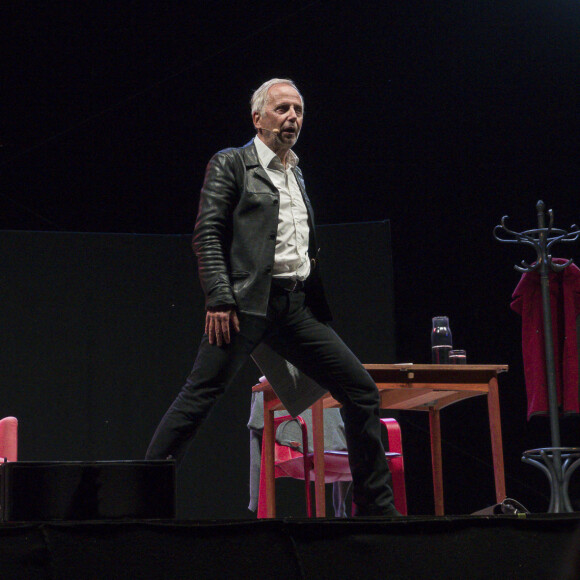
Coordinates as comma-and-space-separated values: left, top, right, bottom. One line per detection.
250, 78, 303, 115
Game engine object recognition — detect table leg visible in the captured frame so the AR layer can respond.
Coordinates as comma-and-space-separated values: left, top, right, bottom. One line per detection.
429, 407, 445, 515
487, 376, 506, 503
311, 399, 326, 517
264, 408, 276, 518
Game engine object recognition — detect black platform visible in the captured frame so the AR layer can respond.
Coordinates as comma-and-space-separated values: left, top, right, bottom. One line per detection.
0, 460, 175, 522
0, 515, 579, 579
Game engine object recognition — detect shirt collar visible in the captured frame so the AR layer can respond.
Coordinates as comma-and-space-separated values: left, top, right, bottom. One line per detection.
253, 135, 299, 170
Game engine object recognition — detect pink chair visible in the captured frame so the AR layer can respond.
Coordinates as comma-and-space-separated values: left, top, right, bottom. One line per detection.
257, 415, 407, 517
0, 416, 18, 463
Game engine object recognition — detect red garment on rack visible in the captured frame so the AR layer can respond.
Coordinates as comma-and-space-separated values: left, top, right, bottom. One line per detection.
510, 259, 580, 419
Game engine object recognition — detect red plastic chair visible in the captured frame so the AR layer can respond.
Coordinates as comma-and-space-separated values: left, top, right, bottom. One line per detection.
0, 417, 18, 463
257, 415, 407, 517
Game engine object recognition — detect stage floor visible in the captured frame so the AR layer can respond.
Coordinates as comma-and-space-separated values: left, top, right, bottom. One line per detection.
1, 514, 579, 579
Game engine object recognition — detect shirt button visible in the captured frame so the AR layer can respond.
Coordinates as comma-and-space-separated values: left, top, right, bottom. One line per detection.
269, 232, 276, 240
265, 266, 272, 274
272, 199, 279, 205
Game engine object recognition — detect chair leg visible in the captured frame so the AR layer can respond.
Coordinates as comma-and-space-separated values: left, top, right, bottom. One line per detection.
257, 434, 269, 519
257, 410, 282, 518
258, 413, 313, 518
302, 438, 313, 518
304, 463, 312, 518
381, 418, 407, 515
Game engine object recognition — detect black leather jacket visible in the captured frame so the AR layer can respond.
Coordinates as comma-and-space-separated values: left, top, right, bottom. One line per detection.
193, 140, 331, 320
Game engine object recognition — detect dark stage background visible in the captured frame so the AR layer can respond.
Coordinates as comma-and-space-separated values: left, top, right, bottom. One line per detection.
0, 222, 396, 519
1, 1, 579, 515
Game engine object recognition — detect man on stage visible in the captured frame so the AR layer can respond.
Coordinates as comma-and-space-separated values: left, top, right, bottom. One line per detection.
146, 78, 398, 517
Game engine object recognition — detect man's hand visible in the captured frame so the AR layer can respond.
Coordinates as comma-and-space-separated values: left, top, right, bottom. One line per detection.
205, 306, 240, 346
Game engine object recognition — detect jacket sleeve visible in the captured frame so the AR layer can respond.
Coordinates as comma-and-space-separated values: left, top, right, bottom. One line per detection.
192, 151, 239, 310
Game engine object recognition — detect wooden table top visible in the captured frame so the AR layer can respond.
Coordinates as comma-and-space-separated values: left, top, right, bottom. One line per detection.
254, 364, 509, 413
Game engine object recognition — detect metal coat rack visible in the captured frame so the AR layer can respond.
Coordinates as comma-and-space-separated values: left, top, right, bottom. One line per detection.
494, 200, 580, 512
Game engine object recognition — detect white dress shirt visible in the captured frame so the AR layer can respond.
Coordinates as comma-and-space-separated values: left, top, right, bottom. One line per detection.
254, 136, 311, 281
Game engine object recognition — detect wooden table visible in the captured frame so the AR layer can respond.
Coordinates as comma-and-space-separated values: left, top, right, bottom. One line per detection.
254, 363, 508, 517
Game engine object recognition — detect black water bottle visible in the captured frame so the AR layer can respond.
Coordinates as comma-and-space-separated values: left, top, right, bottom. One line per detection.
431, 316, 452, 364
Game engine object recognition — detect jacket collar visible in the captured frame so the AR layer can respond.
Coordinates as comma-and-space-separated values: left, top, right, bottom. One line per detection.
241, 139, 261, 168
238, 140, 273, 191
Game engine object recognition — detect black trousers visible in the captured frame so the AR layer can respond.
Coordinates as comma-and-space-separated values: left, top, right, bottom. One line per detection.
146, 287, 394, 513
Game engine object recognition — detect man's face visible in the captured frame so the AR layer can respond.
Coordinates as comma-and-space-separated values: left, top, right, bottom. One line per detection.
253, 84, 304, 152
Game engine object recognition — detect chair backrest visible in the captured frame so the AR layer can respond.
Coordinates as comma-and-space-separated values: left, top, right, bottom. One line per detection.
0, 417, 18, 462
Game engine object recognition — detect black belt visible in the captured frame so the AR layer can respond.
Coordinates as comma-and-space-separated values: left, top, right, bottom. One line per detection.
271, 277, 305, 293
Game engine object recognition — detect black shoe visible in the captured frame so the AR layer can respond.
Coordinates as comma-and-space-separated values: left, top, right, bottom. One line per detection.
352, 504, 401, 518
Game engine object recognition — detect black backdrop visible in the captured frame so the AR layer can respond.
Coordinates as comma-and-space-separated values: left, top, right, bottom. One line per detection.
0, 222, 397, 519
1, 1, 579, 514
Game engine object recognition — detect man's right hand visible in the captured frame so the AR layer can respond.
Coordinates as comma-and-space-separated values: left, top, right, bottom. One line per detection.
205, 306, 240, 347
